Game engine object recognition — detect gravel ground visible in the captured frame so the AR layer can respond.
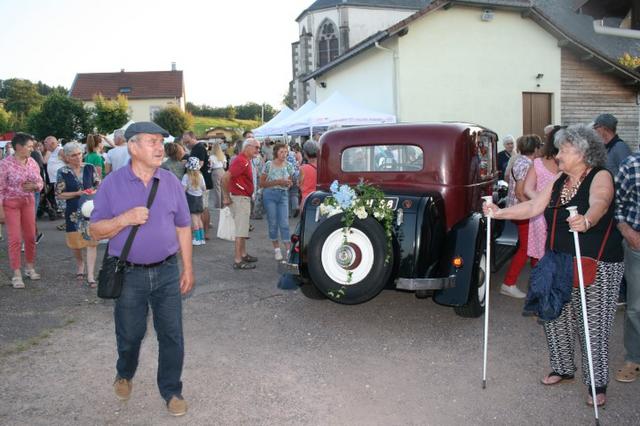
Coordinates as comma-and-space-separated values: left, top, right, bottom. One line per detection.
0, 211, 638, 425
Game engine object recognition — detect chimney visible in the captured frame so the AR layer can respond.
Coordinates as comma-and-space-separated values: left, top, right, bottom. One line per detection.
120, 68, 125, 72
171, 62, 177, 71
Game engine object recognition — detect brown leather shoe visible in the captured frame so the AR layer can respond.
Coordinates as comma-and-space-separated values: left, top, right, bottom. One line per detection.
114, 377, 132, 401
167, 396, 187, 417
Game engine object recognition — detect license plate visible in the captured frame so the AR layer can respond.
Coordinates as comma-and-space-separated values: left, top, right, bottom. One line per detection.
366, 197, 399, 210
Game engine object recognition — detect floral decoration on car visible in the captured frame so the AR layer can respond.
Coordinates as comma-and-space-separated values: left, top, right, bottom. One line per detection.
319, 179, 395, 289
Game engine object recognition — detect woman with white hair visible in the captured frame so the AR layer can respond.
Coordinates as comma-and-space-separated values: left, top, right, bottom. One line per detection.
498, 134, 515, 180
55, 141, 101, 287
484, 124, 624, 407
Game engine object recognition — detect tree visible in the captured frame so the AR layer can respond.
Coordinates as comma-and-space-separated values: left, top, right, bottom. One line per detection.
224, 105, 237, 120
282, 88, 294, 109
0, 105, 11, 133
153, 106, 193, 137
93, 94, 129, 133
27, 93, 92, 140
3, 79, 43, 124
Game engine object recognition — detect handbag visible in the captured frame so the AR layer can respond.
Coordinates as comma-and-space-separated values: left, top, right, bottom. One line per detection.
216, 206, 236, 241
97, 178, 159, 299
550, 202, 613, 288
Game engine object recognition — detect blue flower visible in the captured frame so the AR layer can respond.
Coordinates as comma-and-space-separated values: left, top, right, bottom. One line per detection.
330, 180, 339, 194
334, 184, 356, 209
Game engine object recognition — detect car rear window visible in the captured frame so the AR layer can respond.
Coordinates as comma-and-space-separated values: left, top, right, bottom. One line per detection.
341, 145, 423, 172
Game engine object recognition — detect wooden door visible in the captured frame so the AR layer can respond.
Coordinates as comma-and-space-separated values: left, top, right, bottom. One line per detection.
522, 93, 552, 139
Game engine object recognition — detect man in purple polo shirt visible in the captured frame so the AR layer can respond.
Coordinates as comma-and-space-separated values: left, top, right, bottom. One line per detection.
90, 122, 194, 417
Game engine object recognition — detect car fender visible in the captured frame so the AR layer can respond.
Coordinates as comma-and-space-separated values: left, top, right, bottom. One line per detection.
433, 212, 484, 306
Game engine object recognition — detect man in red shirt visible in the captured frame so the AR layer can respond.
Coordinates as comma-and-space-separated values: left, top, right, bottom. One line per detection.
222, 138, 261, 269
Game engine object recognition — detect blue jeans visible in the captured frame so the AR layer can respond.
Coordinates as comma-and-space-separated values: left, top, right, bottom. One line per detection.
262, 188, 290, 242
289, 185, 299, 217
114, 256, 184, 401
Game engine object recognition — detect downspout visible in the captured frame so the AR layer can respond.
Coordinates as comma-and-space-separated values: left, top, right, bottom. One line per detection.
375, 41, 400, 120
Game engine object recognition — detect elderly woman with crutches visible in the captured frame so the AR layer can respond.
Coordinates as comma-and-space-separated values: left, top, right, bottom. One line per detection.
483, 124, 623, 408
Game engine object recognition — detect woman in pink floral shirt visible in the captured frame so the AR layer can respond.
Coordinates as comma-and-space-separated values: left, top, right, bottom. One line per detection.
501, 134, 542, 299
0, 133, 44, 288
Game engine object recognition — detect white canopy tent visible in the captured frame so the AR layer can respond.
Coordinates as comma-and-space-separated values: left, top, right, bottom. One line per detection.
253, 106, 294, 137
106, 120, 174, 144
267, 100, 317, 136
286, 92, 396, 136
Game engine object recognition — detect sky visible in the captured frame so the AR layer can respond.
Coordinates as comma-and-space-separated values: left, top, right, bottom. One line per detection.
0, 0, 308, 108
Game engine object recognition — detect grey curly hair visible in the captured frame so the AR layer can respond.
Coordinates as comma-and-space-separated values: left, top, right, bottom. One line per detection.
554, 124, 606, 168
62, 141, 83, 157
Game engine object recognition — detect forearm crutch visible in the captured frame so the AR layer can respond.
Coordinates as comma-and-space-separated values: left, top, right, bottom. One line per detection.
567, 206, 600, 425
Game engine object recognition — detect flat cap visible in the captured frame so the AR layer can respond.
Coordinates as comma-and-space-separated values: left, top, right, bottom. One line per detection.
593, 114, 618, 131
124, 121, 170, 140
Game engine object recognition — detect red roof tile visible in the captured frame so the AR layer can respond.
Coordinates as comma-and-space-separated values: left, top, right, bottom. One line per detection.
69, 70, 184, 100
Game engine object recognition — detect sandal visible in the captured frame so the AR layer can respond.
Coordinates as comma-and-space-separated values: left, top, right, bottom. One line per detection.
541, 372, 574, 385
233, 261, 256, 270
242, 254, 258, 263
587, 392, 606, 407
24, 269, 41, 280
11, 276, 25, 289
615, 361, 640, 383
76, 273, 85, 281
87, 280, 97, 289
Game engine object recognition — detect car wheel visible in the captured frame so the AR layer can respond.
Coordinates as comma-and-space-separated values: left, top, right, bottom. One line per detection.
454, 251, 487, 318
307, 214, 393, 305
299, 280, 327, 300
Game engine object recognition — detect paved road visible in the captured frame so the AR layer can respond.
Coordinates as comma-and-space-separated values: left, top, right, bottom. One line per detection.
0, 212, 638, 425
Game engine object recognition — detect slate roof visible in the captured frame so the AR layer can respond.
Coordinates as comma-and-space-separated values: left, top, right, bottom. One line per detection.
297, 0, 429, 21
69, 70, 184, 101
535, 0, 640, 60
304, 0, 640, 82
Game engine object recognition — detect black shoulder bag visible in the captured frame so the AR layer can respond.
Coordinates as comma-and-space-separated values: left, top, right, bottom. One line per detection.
97, 178, 160, 299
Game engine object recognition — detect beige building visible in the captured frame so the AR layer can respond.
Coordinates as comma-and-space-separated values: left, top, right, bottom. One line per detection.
204, 127, 236, 141
305, 0, 640, 146
69, 68, 185, 123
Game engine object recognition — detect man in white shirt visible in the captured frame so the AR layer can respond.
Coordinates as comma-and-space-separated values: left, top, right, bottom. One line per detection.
105, 129, 130, 174
44, 136, 64, 185
43, 136, 65, 223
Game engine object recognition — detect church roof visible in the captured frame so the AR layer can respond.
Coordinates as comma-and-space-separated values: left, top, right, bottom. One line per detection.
297, 0, 429, 21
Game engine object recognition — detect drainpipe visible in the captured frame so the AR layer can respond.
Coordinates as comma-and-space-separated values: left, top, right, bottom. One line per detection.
593, 20, 640, 39
375, 42, 400, 120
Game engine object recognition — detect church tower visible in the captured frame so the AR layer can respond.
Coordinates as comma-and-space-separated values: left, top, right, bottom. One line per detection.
290, 0, 428, 108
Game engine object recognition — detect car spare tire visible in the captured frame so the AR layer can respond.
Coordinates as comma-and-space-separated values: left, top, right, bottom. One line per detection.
307, 214, 394, 304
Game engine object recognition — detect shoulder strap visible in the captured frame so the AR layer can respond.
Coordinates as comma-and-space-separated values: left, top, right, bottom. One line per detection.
118, 177, 160, 263
549, 199, 560, 250
597, 218, 614, 261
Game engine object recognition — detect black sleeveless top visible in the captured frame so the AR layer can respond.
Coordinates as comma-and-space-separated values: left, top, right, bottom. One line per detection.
544, 167, 623, 262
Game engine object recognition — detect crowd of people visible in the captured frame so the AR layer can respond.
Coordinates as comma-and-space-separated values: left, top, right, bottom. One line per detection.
487, 113, 639, 408
1, 114, 638, 416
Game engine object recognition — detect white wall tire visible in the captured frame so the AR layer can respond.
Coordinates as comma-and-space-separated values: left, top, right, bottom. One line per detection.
307, 215, 394, 305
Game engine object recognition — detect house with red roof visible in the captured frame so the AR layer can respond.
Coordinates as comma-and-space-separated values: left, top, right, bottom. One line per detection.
69, 66, 185, 122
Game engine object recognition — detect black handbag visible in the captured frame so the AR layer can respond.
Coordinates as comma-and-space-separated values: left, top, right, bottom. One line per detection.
97, 178, 159, 299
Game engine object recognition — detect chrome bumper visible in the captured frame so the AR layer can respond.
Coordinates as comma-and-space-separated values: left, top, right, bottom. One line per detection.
277, 262, 300, 275
396, 275, 456, 291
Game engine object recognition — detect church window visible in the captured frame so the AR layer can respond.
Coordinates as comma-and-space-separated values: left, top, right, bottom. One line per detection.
317, 21, 339, 67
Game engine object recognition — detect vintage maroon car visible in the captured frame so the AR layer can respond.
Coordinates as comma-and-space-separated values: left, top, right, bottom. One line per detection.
281, 123, 512, 317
